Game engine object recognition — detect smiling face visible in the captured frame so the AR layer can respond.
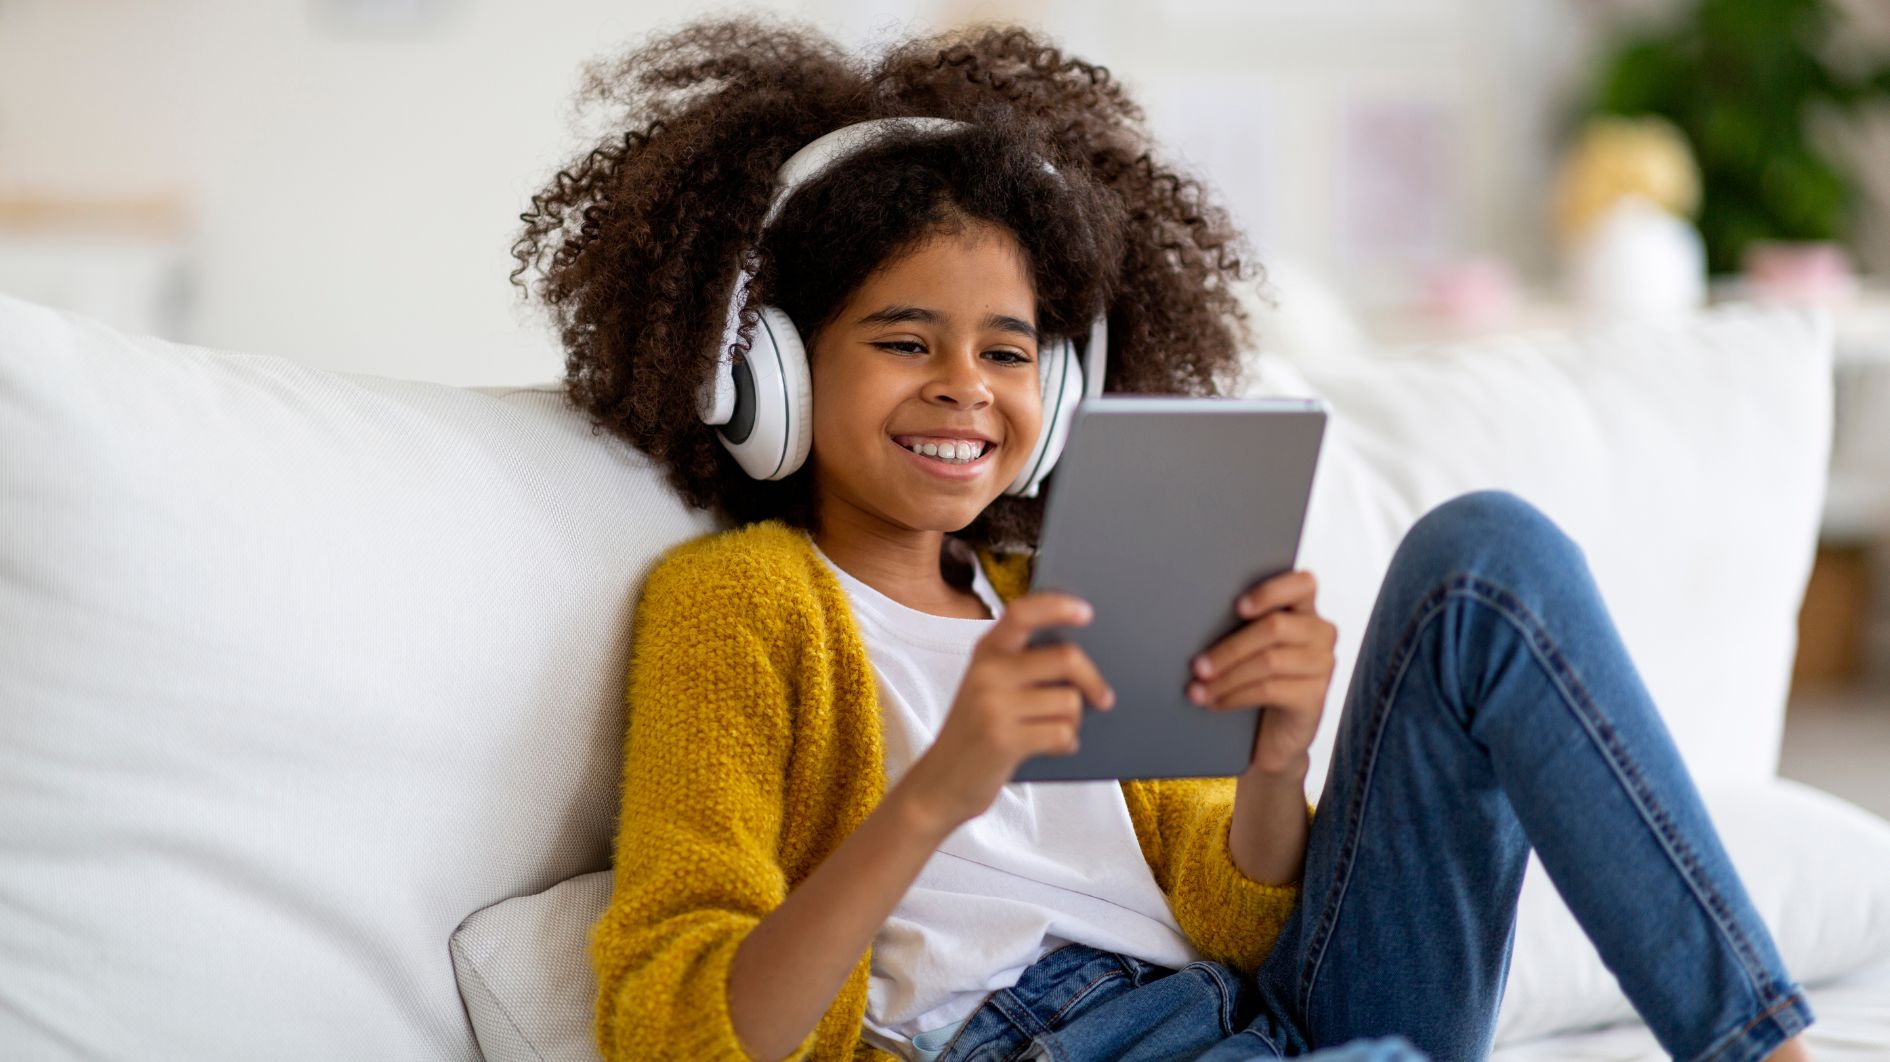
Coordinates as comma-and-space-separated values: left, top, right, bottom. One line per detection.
806, 219, 1043, 541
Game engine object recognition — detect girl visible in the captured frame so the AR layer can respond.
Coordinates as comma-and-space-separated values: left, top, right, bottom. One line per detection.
510, 18, 1815, 1062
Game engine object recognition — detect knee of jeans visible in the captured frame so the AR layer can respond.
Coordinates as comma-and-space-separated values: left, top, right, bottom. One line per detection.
1393, 490, 1582, 585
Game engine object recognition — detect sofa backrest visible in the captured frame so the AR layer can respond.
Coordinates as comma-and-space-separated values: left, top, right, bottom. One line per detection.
0, 296, 720, 1060
1242, 304, 1833, 794
0, 293, 1830, 1060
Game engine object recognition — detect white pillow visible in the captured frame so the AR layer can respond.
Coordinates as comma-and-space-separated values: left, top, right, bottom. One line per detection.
449, 869, 612, 1058
1496, 777, 1890, 1044
452, 872, 614, 1062
1234, 304, 1834, 797
449, 779, 1890, 1060
0, 294, 722, 1061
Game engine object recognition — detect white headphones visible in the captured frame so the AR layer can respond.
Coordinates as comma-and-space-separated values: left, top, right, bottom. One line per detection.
694, 117, 1108, 498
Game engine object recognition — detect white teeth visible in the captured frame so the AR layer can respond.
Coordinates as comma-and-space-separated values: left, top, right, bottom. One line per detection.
901, 438, 986, 463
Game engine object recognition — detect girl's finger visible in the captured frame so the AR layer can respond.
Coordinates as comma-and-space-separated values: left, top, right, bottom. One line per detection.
1009, 640, 1115, 710
1206, 675, 1327, 714
979, 592, 1093, 657
1013, 684, 1086, 725
1236, 569, 1317, 619
1192, 611, 1329, 681
1191, 645, 1329, 703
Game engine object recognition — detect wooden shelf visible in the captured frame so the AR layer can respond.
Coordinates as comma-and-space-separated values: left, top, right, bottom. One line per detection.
0, 192, 191, 238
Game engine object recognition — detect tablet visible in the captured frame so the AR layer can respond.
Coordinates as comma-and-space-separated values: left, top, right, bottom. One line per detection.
1011, 395, 1328, 782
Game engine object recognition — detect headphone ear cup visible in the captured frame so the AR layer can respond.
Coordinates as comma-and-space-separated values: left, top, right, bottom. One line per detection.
1004, 335, 1084, 498
716, 305, 813, 481
771, 306, 815, 478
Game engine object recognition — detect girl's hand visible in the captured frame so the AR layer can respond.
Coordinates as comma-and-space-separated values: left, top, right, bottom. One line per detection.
1185, 570, 1336, 777
900, 592, 1114, 833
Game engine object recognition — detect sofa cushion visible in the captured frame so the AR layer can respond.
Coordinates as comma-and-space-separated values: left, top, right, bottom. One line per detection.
0, 294, 720, 1060
1496, 777, 1890, 1045
1238, 303, 1834, 794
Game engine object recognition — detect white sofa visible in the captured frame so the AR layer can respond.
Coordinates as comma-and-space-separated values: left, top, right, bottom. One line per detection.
4, 290, 1889, 1062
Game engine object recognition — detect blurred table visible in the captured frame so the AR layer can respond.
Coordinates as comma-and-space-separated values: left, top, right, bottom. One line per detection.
1803, 286, 1890, 687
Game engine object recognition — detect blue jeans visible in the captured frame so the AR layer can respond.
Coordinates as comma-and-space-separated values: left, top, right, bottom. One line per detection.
934, 490, 1814, 1061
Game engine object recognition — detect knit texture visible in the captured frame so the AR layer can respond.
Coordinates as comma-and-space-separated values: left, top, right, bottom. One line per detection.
593, 518, 1306, 1061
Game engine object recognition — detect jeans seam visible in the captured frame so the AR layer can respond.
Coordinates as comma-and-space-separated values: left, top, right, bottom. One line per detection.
1296, 578, 1451, 1019
1450, 574, 1781, 1008
1690, 990, 1812, 1062
1294, 568, 1782, 1025
1230, 1027, 1286, 1058
1043, 967, 1126, 1028
985, 991, 1051, 1062
1187, 960, 1239, 1037
944, 946, 1087, 1062
987, 965, 1126, 1062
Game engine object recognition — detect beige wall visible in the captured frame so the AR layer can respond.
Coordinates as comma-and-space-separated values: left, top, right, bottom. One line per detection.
0, 0, 756, 383
6, 0, 1860, 386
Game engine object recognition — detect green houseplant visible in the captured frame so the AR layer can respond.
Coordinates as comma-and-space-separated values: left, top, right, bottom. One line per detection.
1581, 0, 1890, 274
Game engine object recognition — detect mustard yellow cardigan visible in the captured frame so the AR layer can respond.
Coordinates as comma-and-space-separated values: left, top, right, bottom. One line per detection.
592, 518, 1305, 1061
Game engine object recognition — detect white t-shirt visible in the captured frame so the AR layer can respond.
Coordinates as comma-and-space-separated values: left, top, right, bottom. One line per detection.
807, 536, 1203, 1060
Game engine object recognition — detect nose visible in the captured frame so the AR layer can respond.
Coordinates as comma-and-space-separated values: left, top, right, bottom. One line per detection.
923, 344, 994, 408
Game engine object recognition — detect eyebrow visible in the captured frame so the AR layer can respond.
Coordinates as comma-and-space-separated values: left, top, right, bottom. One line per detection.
855, 304, 1039, 343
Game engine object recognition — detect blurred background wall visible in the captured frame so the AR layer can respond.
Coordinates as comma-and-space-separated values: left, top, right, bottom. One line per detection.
13, 0, 1884, 384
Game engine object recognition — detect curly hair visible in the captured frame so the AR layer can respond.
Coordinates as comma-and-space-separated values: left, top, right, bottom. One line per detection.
509, 16, 1259, 554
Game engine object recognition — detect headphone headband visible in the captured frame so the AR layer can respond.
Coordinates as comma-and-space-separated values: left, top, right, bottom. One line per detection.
766, 117, 970, 227
699, 119, 972, 428
697, 117, 1106, 498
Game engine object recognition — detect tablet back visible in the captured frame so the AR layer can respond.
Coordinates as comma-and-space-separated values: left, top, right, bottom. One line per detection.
1013, 395, 1328, 782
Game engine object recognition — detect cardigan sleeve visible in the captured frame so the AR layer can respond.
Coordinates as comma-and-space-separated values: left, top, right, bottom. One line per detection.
1118, 776, 1314, 973
590, 551, 821, 1062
